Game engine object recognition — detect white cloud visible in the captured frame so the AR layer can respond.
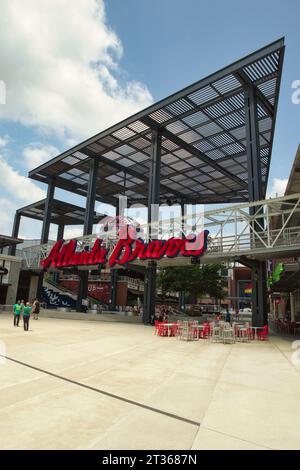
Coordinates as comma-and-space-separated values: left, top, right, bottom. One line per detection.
0, 0, 152, 142
0, 136, 9, 148
267, 178, 288, 198
63, 226, 85, 239
0, 152, 46, 236
0, 198, 15, 233
0, 0, 153, 238
23, 143, 59, 169
0, 155, 45, 204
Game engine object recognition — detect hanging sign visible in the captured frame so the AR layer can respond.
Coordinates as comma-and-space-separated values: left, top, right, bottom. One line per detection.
41, 230, 209, 270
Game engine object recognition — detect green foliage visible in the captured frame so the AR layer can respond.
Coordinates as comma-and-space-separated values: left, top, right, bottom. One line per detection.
157, 264, 225, 303
268, 262, 285, 288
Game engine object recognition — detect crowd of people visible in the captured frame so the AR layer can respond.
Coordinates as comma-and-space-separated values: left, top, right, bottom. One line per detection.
13, 299, 40, 331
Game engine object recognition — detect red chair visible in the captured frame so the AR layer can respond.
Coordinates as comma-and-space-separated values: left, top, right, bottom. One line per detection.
157, 322, 168, 337
258, 325, 269, 341
199, 324, 210, 339
154, 320, 160, 335
170, 323, 178, 337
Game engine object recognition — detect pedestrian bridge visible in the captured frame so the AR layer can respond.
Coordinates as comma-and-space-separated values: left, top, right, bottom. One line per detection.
21, 193, 300, 269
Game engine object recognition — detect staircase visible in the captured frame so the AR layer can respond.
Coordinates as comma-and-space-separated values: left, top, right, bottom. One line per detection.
42, 279, 103, 309
44, 279, 77, 299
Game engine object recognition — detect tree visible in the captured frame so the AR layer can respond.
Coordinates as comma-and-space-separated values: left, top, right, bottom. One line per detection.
157, 264, 225, 306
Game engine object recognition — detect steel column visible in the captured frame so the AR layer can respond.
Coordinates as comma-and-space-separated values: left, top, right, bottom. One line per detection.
143, 262, 157, 324
251, 262, 268, 327
38, 180, 55, 300
179, 201, 186, 312
40, 180, 55, 244
244, 87, 267, 327
52, 224, 65, 285
109, 268, 118, 310
83, 157, 99, 236
77, 157, 99, 311
57, 224, 64, 241
77, 270, 89, 312
9, 212, 21, 256
143, 129, 161, 323
109, 204, 119, 310
245, 86, 263, 203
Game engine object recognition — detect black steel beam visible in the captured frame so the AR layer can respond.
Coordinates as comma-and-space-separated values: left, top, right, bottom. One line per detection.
76, 270, 89, 312
9, 212, 21, 256
244, 86, 263, 203
83, 157, 99, 236
143, 129, 162, 324
40, 179, 55, 244
143, 262, 157, 324
109, 203, 119, 310
109, 268, 118, 310
263, 44, 285, 196
38, 179, 55, 302
128, 194, 247, 205
76, 158, 99, 311
148, 129, 162, 208
244, 87, 267, 326
235, 70, 274, 118
142, 116, 248, 191
77, 158, 99, 311
17, 198, 102, 225
81, 148, 186, 202
251, 261, 268, 327
57, 224, 64, 241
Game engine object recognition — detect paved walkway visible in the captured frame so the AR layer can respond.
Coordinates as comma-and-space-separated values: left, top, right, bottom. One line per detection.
0, 313, 300, 450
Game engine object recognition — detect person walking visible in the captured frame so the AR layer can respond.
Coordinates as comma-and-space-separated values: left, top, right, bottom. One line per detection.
20, 299, 25, 326
13, 300, 22, 327
22, 302, 32, 331
225, 308, 231, 324
32, 298, 40, 320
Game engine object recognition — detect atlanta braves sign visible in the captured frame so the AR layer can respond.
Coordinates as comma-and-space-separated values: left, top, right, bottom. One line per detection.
41, 230, 209, 270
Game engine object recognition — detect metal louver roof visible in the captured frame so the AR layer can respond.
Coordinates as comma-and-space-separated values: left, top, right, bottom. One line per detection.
17, 199, 105, 226
29, 38, 285, 206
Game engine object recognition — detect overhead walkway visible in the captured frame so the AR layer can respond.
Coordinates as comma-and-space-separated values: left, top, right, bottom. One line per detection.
21, 193, 300, 269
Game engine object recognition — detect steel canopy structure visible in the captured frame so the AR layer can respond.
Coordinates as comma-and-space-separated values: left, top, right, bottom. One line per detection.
28, 38, 284, 206
16, 199, 105, 227
0, 234, 23, 251
13, 38, 286, 325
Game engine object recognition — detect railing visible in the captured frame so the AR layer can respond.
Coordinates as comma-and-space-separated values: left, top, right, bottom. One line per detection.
19, 193, 300, 268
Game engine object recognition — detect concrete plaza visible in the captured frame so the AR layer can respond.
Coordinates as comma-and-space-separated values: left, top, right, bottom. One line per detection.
0, 313, 300, 450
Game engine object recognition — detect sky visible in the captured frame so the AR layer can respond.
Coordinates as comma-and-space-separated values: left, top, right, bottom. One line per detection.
0, 0, 299, 240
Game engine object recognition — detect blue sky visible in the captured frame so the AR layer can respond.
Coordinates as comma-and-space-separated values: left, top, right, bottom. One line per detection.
0, 0, 299, 239
105, 0, 300, 186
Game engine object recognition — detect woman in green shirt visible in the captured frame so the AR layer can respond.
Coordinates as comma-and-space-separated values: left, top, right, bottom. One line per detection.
23, 302, 32, 331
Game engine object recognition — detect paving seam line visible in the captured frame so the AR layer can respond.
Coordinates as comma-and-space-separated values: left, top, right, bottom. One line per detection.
0, 354, 200, 427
